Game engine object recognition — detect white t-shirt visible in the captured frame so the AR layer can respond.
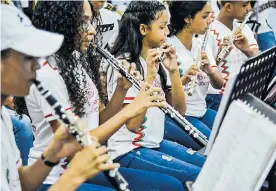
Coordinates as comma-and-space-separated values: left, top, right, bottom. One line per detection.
248, 0, 274, 34
1, 106, 22, 191
106, 57, 169, 160
26, 56, 99, 185
207, 19, 259, 94
99, 8, 119, 49
168, 35, 217, 117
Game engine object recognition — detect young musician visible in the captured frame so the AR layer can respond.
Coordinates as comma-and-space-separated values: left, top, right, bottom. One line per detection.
205, 0, 260, 111
14, 1, 186, 190
1, 4, 118, 191
107, 0, 206, 184
165, 1, 223, 150
248, 0, 276, 52
89, 0, 119, 49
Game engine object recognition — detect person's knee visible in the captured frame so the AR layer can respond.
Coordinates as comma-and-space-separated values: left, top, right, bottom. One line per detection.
20, 122, 33, 139
156, 174, 186, 191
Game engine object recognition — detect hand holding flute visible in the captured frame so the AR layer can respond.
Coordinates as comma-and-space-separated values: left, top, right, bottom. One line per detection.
216, 12, 254, 62
158, 43, 179, 73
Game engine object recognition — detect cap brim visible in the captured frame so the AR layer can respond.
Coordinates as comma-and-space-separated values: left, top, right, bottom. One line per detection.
12, 27, 64, 57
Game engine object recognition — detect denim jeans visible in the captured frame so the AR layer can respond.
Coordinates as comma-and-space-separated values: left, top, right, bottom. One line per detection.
115, 140, 205, 184
88, 167, 185, 191
38, 183, 115, 191
186, 108, 216, 131
257, 31, 276, 78
10, 113, 34, 166
164, 109, 216, 150
39, 167, 185, 191
205, 94, 222, 111
257, 31, 276, 52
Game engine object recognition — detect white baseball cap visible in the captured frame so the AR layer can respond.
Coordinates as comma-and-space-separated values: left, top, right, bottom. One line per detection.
1, 4, 64, 57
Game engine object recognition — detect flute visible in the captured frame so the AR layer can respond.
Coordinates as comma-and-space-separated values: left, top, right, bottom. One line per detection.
217, 12, 253, 63
33, 79, 130, 191
187, 25, 212, 96
94, 45, 208, 147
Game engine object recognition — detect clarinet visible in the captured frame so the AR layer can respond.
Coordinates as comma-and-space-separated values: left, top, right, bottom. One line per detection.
93, 45, 208, 147
33, 80, 130, 191
187, 25, 212, 96
217, 11, 253, 63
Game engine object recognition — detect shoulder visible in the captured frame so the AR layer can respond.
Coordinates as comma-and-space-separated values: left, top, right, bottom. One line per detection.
37, 57, 58, 78
100, 8, 119, 23
167, 35, 178, 44
168, 35, 184, 53
37, 57, 64, 84
193, 36, 203, 46
1, 107, 15, 142
1, 107, 12, 125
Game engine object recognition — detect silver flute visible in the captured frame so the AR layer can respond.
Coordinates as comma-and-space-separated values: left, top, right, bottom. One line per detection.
187, 25, 212, 96
94, 45, 208, 147
33, 79, 130, 191
217, 11, 253, 63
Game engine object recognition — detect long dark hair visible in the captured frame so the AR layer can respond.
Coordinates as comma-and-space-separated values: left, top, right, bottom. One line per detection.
110, 0, 169, 91
14, 1, 105, 117
169, 1, 207, 36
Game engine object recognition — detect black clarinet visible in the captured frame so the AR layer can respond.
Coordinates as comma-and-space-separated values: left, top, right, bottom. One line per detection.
94, 45, 208, 147
33, 79, 130, 191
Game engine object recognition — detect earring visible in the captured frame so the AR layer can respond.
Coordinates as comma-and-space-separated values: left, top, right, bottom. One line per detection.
184, 24, 190, 32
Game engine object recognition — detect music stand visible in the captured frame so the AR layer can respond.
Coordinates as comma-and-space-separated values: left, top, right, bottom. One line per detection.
206, 46, 276, 155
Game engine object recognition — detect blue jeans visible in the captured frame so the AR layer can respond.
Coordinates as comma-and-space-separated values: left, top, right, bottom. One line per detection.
164, 115, 201, 150
39, 183, 114, 191
164, 109, 216, 150
88, 167, 185, 191
10, 114, 34, 166
186, 108, 216, 131
257, 32, 276, 78
257, 31, 276, 52
115, 140, 205, 184
39, 167, 185, 191
205, 94, 222, 111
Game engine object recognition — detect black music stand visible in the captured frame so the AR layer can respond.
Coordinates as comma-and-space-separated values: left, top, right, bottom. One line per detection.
205, 46, 276, 191
207, 46, 276, 154
187, 93, 276, 191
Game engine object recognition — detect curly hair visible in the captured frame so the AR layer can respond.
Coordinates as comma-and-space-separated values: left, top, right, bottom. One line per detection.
14, 1, 106, 117
13, 97, 31, 120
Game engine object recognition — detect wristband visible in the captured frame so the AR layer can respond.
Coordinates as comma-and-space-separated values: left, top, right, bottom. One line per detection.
41, 153, 60, 167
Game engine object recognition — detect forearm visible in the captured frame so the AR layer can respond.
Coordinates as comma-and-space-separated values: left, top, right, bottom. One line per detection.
99, 85, 127, 124
208, 69, 224, 89
146, 75, 155, 85
48, 169, 83, 191
91, 104, 140, 144
243, 47, 259, 58
169, 70, 186, 115
125, 108, 147, 133
18, 149, 59, 191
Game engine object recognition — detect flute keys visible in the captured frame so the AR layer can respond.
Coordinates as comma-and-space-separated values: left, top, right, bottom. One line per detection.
61, 114, 66, 119
119, 184, 127, 191
170, 113, 176, 118
109, 169, 116, 177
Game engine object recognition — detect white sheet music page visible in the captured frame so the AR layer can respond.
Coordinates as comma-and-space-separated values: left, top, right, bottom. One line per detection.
213, 105, 276, 191
205, 74, 238, 155
193, 100, 276, 191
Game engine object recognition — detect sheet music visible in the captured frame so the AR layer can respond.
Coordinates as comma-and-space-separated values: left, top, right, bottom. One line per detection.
205, 74, 238, 155
193, 100, 276, 191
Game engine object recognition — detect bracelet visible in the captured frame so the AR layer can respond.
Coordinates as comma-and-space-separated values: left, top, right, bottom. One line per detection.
41, 153, 60, 167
